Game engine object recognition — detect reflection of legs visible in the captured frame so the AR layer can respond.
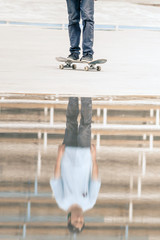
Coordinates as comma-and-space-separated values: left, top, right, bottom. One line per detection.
63, 97, 79, 146
78, 98, 92, 147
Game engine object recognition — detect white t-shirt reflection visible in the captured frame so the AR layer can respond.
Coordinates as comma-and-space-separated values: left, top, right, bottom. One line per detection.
50, 146, 101, 212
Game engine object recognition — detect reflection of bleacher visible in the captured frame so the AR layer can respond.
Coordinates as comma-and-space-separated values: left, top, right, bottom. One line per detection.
1, 142, 160, 238
1, 191, 160, 239
1, 97, 160, 149
1, 95, 160, 239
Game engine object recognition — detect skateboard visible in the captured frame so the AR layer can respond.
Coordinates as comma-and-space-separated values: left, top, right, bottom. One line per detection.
56, 57, 107, 71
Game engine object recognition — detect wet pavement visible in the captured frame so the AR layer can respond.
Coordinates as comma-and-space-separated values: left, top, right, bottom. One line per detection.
1, 95, 160, 239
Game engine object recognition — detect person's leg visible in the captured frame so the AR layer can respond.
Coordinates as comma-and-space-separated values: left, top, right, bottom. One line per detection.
78, 97, 92, 147
66, 0, 81, 57
63, 97, 79, 147
80, 0, 94, 59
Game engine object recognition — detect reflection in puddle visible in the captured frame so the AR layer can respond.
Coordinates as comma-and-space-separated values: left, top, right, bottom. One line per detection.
50, 97, 101, 234
1, 95, 160, 239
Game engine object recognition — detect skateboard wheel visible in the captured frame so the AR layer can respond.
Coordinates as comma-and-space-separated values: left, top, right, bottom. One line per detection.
59, 64, 64, 69
72, 64, 77, 70
97, 66, 101, 71
84, 66, 89, 71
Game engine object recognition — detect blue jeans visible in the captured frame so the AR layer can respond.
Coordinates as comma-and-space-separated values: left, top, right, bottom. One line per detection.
63, 97, 92, 147
66, 0, 94, 56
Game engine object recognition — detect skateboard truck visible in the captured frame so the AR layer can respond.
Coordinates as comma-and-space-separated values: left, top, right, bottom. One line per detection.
59, 62, 77, 70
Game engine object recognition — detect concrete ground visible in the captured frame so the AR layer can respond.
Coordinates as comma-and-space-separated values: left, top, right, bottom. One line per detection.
0, 0, 160, 96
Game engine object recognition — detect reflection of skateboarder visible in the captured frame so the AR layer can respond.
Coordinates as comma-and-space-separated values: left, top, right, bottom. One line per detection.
66, 0, 95, 61
50, 97, 101, 233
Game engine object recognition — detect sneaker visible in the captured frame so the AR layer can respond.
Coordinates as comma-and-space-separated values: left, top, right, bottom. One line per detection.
80, 53, 93, 62
67, 53, 79, 61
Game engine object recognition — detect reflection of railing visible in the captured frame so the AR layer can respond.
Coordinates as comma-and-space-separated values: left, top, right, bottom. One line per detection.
1, 98, 160, 149
1, 191, 160, 224
0, 122, 160, 149
0, 208, 156, 236
2, 191, 160, 201
1, 99, 160, 109
0, 217, 157, 240
0, 200, 160, 240
1, 192, 160, 239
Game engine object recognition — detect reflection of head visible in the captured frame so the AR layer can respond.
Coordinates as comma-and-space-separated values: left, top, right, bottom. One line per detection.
67, 212, 85, 233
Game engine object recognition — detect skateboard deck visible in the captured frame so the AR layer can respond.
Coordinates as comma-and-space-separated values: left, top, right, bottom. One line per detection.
56, 57, 107, 71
